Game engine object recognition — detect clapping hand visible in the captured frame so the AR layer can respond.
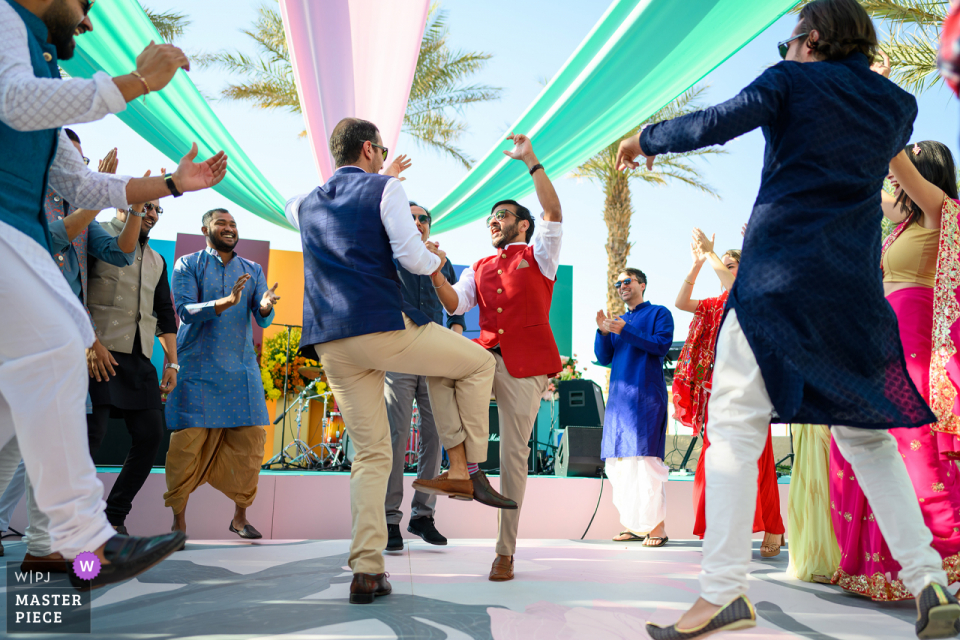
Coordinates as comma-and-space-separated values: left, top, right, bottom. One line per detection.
226, 274, 251, 307
692, 227, 715, 254
170, 143, 228, 195
260, 282, 280, 312
595, 309, 609, 335
98, 148, 118, 174
691, 241, 706, 266
382, 154, 412, 181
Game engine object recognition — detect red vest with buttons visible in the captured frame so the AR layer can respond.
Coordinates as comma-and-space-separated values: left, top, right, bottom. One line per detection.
473, 243, 561, 378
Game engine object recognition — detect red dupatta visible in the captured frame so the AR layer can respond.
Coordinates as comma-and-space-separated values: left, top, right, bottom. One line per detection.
881, 198, 960, 435
671, 290, 728, 437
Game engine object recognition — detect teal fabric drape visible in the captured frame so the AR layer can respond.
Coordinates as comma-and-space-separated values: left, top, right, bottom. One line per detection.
61, 0, 292, 230
430, 0, 799, 232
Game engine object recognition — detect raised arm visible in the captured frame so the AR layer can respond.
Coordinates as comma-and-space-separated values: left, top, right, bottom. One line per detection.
502, 133, 561, 222
676, 241, 706, 313
692, 228, 735, 292
889, 148, 947, 229
616, 64, 790, 171
380, 179, 441, 275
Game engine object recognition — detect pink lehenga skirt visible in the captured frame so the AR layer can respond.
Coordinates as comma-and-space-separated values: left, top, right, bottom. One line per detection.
829, 286, 960, 600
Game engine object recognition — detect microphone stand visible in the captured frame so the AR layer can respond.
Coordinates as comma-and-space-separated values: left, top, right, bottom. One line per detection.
263, 324, 299, 470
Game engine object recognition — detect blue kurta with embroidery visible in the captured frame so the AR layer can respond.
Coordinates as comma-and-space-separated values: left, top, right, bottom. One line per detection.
165, 248, 274, 430
640, 53, 933, 430
594, 301, 674, 459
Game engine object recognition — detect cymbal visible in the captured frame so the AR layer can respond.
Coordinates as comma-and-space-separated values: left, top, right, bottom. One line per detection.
298, 366, 323, 380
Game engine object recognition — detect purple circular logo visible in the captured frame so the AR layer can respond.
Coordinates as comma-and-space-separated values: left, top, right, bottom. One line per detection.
72, 552, 101, 580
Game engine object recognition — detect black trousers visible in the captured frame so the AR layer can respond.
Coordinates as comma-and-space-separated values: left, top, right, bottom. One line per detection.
87, 405, 164, 527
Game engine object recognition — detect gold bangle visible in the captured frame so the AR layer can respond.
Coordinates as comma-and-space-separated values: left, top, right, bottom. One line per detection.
131, 71, 151, 101
685, 279, 695, 286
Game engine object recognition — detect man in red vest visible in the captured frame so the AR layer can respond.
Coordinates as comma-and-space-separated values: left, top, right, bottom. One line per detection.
428, 132, 562, 582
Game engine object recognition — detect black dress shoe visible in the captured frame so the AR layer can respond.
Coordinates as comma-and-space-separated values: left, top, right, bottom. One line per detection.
229, 522, 263, 539
916, 582, 960, 639
469, 469, 518, 509
350, 572, 392, 604
407, 516, 447, 546
68, 531, 186, 591
386, 524, 404, 551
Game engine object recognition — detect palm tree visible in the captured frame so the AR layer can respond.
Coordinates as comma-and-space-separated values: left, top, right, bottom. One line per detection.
792, 1, 948, 93
572, 87, 725, 317
142, 5, 191, 43
195, 1, 500, 167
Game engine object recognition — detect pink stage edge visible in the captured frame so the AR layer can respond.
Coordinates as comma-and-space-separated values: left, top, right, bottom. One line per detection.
8, 473, 788, 541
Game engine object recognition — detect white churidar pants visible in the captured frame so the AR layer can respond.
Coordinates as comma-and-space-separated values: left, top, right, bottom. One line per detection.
0, 221, 113, 558
605, 455, 668, 533
700, 309, 947, 604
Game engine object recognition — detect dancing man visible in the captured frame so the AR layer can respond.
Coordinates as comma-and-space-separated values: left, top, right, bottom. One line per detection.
431, 132, 563, 582
616, 1, 960, 637
164, 209, 276, 541
0, 0, 227, 588
595, 269, 673, 548
286, 118, 515, 605
384, 200, 467, 551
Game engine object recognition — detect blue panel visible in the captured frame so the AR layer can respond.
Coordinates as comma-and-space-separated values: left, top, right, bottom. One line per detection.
148, 239, 177, 377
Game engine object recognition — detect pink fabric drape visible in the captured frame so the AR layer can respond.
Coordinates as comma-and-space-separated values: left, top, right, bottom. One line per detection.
278, 0, 430, 183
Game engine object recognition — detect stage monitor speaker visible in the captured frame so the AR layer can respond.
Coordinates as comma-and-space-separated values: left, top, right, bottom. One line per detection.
555, 426, 603, 478
559, 379, 604, 428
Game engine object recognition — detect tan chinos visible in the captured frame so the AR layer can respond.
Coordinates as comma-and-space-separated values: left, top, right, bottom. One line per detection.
315, 314, 495, 574
490, 351, 548, 557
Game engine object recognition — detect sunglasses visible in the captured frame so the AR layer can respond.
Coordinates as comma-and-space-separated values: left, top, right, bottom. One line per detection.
777, 32, 809, 59
144, 202, 163, 215
81, 0, 95, 16
369, 142, 389, 160
486, 209, 518, 228
82, 156, 90, 165
412, 213, 429, 224
614, 278, 635, 289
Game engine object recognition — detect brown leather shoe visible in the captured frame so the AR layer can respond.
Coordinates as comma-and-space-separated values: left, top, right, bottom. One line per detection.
412, 472, 473, 501
489, 554, 514, 582
349, 572, 392, 604
21, 552, 69, 574
470, 469, 518, 509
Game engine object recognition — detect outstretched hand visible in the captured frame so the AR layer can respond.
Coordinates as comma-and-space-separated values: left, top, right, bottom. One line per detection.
171, 143, 228, 194
871, 49, 891, 78
261, 282, 280, 312
616, 132, 655, 172
503, 133, 534, 162
383, 154, 412, 181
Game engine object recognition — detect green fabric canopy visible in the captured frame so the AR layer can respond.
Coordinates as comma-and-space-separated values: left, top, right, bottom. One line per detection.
61, 0, 292, 230
430, 0, 798, 232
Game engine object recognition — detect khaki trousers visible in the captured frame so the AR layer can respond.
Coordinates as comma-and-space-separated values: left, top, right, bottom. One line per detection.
163, 425, 266, 514
491, 351, 548, 557
315, 315, 495, 574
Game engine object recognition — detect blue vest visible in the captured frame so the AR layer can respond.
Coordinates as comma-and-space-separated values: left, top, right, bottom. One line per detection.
0, 0, 62, 251
299, 166, 430, 346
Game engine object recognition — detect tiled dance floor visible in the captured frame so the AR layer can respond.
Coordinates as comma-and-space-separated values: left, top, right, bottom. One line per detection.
0, 537, 921, 639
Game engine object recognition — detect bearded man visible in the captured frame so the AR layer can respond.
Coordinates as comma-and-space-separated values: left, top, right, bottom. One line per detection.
164, 208, 279, 542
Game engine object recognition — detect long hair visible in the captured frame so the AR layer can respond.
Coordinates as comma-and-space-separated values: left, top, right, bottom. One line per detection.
895, 141, 959, 227
798, 0, 878, 61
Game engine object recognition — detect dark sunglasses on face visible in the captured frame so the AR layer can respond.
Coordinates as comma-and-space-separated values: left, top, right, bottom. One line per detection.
486, 209, 518, 228
412, 214, 429, 224
369, 142, 389, 160
81, 0, 95, 16
82, 156, 90, 165
777, 32, 809, 59
144, 202, 163, 215
614, 278, 634, 289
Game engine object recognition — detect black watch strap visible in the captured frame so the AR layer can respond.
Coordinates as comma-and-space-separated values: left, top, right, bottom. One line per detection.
529, 163, 544, 176
164, 173, 182, 198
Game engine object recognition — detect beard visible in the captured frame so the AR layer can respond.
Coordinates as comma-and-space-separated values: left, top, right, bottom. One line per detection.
492, 221, 522, 249
45, 0, 79, 61
208, 232, 238, 253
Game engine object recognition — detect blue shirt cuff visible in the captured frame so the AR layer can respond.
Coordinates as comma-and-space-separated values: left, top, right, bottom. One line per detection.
255, 305, 275, 328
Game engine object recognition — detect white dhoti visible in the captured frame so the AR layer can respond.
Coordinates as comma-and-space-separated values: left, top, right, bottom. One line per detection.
605, 455, 669, 533
0, 221, 114, 558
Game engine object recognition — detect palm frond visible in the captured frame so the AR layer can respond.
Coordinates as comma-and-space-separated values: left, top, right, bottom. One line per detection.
402, 110, 473, 167
141, 4, 191, 43
882, 31, 939, 93
790, 0, 947, 25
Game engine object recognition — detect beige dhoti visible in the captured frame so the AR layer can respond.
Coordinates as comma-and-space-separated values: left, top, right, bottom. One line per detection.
490, 351, 548, 557
163, 425, 267, 514
315, 314, 495, 574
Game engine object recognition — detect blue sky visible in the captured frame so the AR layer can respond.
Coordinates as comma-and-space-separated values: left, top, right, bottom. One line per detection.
72, 0, 960, 387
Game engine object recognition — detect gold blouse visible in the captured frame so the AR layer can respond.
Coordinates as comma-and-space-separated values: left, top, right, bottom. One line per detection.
882, 221, 940, 287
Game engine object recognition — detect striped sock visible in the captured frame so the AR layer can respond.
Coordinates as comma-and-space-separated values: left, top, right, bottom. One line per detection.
466, 463, 479, 475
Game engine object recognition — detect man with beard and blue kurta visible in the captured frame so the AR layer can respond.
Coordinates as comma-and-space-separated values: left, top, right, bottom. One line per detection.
164, 208, 280, 542
594, 268, 674, 547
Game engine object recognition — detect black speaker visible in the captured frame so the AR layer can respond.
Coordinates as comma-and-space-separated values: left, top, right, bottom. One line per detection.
478, 402, 539, 474
555, 426, 603, 477
559, 379, 605, 428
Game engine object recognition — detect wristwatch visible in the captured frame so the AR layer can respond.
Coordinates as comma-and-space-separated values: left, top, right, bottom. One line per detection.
164, 173, 182, 198
165, 363, 180, 371
127, 206, 146, 218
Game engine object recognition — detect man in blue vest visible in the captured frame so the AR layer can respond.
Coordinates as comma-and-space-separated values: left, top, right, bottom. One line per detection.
0, 0, 229, 590
285, 117, 517, 604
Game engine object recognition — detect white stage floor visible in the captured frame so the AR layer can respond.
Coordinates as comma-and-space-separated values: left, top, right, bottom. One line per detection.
0, 537, 922, 639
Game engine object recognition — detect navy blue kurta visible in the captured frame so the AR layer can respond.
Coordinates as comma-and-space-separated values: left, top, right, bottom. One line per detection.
595, 301, 674, 459
641, 53, 933, 430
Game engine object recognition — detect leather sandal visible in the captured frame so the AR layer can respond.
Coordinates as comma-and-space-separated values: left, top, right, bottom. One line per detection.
613, 530, 646, 542
760, 533, 785, 558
